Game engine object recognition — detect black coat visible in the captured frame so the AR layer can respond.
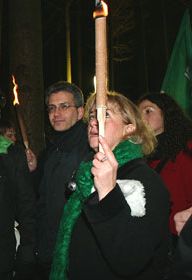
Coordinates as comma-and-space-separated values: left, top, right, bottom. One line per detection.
68, 159, 170, 280
0, 144, 36, 279
170, 216, 192, 280
37, 121, 91, 268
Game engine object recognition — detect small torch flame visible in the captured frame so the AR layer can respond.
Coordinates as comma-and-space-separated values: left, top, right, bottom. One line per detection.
93, 1, 108, 18
11, 75, 29, 149
12, 75, 19, 105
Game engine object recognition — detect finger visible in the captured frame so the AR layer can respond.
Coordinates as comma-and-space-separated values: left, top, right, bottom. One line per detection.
100, 156, 108, 162
98, 136, 116, 162
94, 152, 107, 162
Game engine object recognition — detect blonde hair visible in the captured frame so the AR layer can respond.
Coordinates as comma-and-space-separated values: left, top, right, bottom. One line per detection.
84, 91, 156, 155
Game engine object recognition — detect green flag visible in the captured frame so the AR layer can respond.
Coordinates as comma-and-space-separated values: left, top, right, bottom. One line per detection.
161, 10, 192, 117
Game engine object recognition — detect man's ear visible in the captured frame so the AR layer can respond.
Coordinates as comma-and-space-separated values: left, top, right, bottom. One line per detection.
77, 107, 84, 120
124, 123, 136, 136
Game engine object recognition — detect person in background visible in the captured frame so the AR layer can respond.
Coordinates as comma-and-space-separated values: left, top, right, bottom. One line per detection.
50, 92, 169, 280
138, 93, 192, 278
0, 119, 37, 172
0, 119, 17, 142
138, 93, 192, 238
36, 81, 91, 279
0, 127, 36, 279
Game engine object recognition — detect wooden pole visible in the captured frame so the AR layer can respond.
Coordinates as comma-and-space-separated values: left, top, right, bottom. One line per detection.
15, 105, 29, 149
94, 1, 108, 153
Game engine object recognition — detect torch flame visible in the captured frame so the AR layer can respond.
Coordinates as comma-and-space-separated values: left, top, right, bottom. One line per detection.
12, 75, 20, 106
93, 1, 108, 18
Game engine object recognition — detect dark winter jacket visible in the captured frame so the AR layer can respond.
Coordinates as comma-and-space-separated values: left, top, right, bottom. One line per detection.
0, 142, 36, 279
170, 216, 192, 280
37, 120, 90, 268
68, 158, 170, 280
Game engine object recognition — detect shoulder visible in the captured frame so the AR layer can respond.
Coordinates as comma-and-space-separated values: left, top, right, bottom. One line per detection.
119, 159, 163, 182
118, 159, 169, 197
176, 141, 192, 162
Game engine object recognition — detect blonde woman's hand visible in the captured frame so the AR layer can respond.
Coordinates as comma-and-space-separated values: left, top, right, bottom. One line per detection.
91, 136, 118, 201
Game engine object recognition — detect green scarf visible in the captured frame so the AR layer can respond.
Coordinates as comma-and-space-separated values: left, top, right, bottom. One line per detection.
0, 135, 13, 154
50, 140, 143, 280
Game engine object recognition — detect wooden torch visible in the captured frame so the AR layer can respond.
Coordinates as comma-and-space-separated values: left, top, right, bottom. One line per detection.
12, 75, 29, 149
93, 0, 108, 153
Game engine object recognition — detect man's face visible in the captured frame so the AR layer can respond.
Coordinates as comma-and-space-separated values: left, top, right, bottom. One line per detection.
47, 91, 84, 131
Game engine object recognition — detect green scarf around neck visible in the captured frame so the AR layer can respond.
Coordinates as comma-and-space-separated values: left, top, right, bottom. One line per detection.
50, 140, 143, 280
0, 135, 13, 154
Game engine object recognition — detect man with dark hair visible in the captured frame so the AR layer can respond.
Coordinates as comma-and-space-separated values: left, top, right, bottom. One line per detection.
36, 81, 90, 279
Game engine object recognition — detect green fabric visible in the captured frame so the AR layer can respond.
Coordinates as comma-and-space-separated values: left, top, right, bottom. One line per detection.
161, 9, 192, 117
50, 140, 143, 280
0, 135, 13, 154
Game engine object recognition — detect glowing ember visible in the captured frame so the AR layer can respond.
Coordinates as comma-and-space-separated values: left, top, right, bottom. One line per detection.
93, 1, 108, 18
12, 75, 19, 105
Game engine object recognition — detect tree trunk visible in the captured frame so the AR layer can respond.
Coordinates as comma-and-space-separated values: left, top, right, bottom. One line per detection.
8, 0, 44, 155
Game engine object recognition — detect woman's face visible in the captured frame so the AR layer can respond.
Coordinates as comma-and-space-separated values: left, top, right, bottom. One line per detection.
4, 128, 17, 142
139, 99, 164, 136
88, 102, 133, 151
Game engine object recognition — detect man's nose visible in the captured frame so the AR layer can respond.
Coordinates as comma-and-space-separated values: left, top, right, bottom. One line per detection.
53, 106, 62, 115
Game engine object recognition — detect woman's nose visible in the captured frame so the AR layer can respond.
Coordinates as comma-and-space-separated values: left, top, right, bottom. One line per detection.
89, 117, 98, 127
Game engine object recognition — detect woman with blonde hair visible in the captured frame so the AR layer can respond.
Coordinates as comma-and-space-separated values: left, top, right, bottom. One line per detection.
50, 91, 169, 280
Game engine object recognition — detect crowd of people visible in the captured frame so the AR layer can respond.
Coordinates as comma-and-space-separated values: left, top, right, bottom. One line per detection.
0, 82, 192, 280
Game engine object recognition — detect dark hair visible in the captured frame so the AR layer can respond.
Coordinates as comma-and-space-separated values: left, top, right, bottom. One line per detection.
138, 93, 192, 159
45, 81, 84, 107
0, 119, 14, 135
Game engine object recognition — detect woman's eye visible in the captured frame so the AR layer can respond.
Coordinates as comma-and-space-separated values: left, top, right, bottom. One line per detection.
89, 114, 96, 121
106, 111, 110, 118
144, 107, 154, 114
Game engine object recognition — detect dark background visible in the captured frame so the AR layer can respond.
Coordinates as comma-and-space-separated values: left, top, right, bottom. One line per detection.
41, 0, 188, 100
0, 0, 189, 153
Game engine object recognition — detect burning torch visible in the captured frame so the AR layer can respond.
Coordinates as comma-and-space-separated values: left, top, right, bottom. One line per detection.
93, 0, 108, 153
12, 75, 29, 149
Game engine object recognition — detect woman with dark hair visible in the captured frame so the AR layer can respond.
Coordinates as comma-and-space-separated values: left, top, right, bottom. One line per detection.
50, 92, 169, 280
0, 119, 37, 172
138, 93, 192, 246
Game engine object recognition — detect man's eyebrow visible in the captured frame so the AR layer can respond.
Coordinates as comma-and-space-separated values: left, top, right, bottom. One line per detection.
48, 102, 69, 106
